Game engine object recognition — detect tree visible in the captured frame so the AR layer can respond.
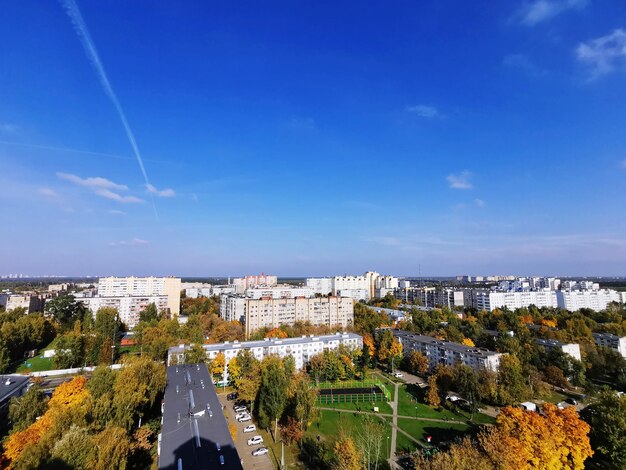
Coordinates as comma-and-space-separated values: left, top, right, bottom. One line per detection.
265, 327, 288, 339
0, 336, 10, 373
426, 375, 440, 408
53, 329, 86, 369
9, 385, 49, 432
88, 366, 117, 399
94, 307, 119, 339
228, 357, 241, 383
113, 357, 166, 430
452, 365, 479, 412
288, 373, 319, 430
258, 357, 288, 439
138, 303, 159, 323
543, 365, 569, 388
583, 390, 626, 467
88, 426, 132, 470
184, 343, 207, 364
211, 351, 226, 378
497, 355, 529, 405
50, 425, 92, 469
333, 436, 362, 470
408, 351, 429, 375
45, 295, 87, 330
281, 416, 304, 444
413, 436, 495, 470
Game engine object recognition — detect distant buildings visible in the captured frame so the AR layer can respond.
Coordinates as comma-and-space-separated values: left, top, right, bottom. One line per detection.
78, 276, 181, 328
183, 283, 236, 298
167, 332, 363, 379
244, 285, 314, 299
394, 287, 468, 309
221, 295, 354, 338
391, 329, 503, 372
0, 294, 45, 313
232, 274, 277, 294
593, 333, 626, 359
306, 271, 399, 301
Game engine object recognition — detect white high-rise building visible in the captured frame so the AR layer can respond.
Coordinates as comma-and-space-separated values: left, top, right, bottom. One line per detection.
82, 295, 169, 327
97, 276, 181, 317
244, 286, 314, 299
474, 290, 558, 311
534, 339, 582, 362
220, 295, 354, 337
306, 278, 333, 295
556, 290, 621, 312
307, 271, 398, 301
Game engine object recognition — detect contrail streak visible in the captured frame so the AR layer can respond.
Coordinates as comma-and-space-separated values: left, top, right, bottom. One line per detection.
60, 0, 158, 219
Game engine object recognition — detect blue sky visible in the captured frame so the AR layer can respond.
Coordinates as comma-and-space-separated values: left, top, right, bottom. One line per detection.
1, 0, 626, 277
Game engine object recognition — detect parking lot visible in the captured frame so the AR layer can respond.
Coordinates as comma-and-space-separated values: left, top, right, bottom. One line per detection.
218, 394, 274, 470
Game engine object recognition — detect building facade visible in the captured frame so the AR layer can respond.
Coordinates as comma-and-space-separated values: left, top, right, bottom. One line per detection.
534, 338, 582, 362
391, 329, 503, 371
167, 332, 363, 379
593, 333, 626, 358
232, 274, 278, 294
97, 276, 181, 317
82, 295, 169, 327
220, 295, 354, 337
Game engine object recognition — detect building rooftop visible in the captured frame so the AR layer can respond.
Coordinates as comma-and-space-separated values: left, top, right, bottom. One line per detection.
169, 332, 362, 355
158, 364, 242, 470
593, 332, 625, 340
534, 338, 577, 347
391, 329, 502, 358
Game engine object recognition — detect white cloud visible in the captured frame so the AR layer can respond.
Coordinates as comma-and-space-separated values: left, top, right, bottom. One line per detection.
518, 0, 588, 26
107, 209, 126, 215
38, 187, 59, 200
57, 172, 127, 190
576, 29, 626, 79
503, 54, 547, 77
109, 238, 149, 246
406, 105, 441, 118
447, 171, 473, 190
57, 172, 144, 203
146, 183, 175, 198
475, 198, 486, 207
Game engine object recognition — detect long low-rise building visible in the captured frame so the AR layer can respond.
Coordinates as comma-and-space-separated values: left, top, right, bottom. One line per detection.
221, 295, 354, 337
534, 338, 582, 362
390, 329, 503, 372
593, 332, 626, 358
167, 332, 363, 380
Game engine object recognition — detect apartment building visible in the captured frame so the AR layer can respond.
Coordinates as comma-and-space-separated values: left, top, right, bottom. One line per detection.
185, 285, 236, 298
244, 285, 313, 299
534, 338, 582, 362
97, 276, 181, 317
391, 329, 503, 371
232, 274, 277, 294
221, 295, 354, 337
167, 332, 363, 379
473, 290, 558, 311
593, 332, 626, 358
0, 294, 45, 313
82, 295, 169, 328
556, 289, 621, 312
306, 271, 399, 301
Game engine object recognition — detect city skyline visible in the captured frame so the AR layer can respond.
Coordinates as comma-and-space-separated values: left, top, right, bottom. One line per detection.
2, 1, 626, 276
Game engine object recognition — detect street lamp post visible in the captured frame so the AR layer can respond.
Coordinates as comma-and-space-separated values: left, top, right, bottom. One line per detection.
387, 435, 390, 459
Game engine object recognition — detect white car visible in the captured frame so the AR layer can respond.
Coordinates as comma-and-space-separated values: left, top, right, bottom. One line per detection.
252, 447, 269, 456
238, 415, 252, 423
393, 372, 404, 378
234, 405, 247, 413
235, 412, 249, 420
243, 425, 256, 433
247, 436, 263, 446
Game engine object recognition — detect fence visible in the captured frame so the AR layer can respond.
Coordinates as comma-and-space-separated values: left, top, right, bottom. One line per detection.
314, 378, 391, 403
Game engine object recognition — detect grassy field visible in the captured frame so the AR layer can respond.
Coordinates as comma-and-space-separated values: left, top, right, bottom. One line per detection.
319, 399, 394, 415
16, 354, 53, 373
397, 418, 471, 449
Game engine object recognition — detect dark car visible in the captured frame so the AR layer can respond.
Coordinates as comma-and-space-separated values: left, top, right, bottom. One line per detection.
565, 398, 578, 405
227, 392, 238, 400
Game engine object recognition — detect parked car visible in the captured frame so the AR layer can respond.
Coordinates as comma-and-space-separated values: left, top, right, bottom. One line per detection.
235, 412, 249, 420
243, 425, 256, 433
227, 392, 238, 400
219, 455, 224, 465
252, 447, 269, 456
234, 405, 247, 413
247, 436, 263, 446
216, 442, 221, 452
238, 415, 252, 423
565, 398, 578, 405
393, 372, 404, 378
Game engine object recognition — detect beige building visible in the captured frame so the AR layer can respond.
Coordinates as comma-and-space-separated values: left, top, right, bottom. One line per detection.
97, 276, 181, 317
222, 295, 354, 337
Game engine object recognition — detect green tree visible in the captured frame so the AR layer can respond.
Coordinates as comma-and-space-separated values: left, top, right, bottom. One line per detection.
258, 357, 288, 439
497, 355, 529, 405
45, 294, 87, 330
583, 390, 626, 467
184, 343, 207, 364
8, 385, 49, 432
139, 303, 159, 323
50, 425, 92, 469
452, 365, 480, 412
0, 336, 10, 373
88, 426, 132, 470
53, 329, 86, 369
88, 366, 117, 399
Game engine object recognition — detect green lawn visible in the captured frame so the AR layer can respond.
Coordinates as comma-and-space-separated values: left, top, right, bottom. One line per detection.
397, 418, 471, 447
16, 354, 53, 373
319, 399, 394, 415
